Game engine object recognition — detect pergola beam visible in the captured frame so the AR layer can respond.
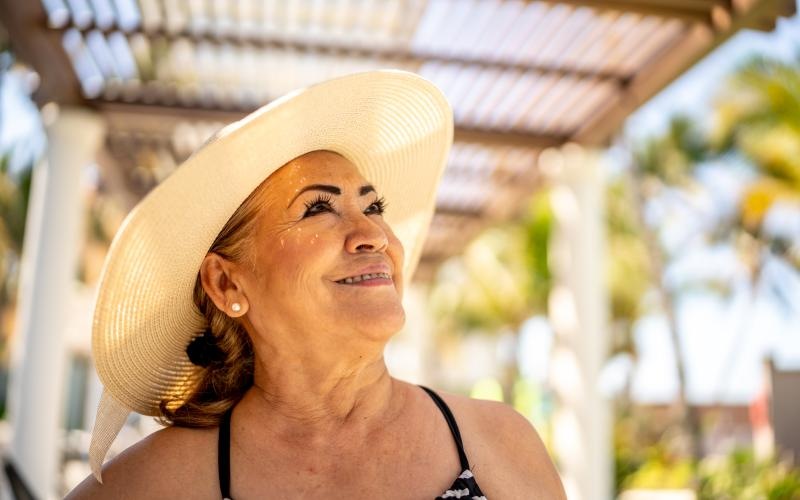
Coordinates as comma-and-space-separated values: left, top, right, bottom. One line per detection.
0, 0, 82, 105
454, 128, 564, 150
571, 0, 795, 146
96, 102, 565, 151
538, 0, 726, 24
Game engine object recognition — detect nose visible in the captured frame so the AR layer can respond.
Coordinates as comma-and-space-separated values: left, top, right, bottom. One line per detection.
345, 213, 389, 253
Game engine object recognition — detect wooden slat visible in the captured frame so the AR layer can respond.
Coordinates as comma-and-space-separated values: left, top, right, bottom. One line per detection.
540, 77, 594, 134
558, 80, 617, 134
619, 18, 684, 74
96, 101, 568, 150
0, 0, 83, 105
572, 23, 712, 146
537, 0, 725, 23
67, 26, 629, 83
559, 10, 622, 70
454, 128, 564, 150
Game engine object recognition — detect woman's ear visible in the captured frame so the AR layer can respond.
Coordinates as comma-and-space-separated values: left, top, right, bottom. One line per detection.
199, 253, 248, 316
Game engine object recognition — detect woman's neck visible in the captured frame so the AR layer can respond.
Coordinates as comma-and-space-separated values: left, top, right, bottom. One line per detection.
236, 345, 403, 443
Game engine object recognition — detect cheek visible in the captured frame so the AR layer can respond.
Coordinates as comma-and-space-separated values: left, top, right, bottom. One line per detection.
386, 233, 405, 296
257, 229, 336, 287
386, 224, 404, 261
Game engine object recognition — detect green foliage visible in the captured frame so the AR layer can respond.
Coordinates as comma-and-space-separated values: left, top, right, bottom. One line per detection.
615, 409, 800, 499
711, 55, 800, 232
614, 407, 693, 492
713, 56, 800, 161
697, 449, 800, 500
429, 189, 554, 334
616, 417, 800, 498
606, 179, 652, 339
0, 154, 33, 308
616, 54, 800, 329
625, 455, 695, 489
636, 116, 710, 188
521, 190, 553, 313
0, 154, 33, 254
619, 449, 800, 498
430, 226, 529, 331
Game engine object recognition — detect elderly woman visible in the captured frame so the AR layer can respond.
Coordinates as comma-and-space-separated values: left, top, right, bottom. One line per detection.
67, 71, 565, 499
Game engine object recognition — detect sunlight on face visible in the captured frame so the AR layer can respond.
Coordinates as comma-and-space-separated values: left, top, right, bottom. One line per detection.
239, 151, 406, 347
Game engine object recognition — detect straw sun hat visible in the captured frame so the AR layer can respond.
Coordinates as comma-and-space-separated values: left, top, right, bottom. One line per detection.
88, 70, 453, 480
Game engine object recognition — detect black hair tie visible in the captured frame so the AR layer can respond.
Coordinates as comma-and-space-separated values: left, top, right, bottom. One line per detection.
186, 328, 226, 368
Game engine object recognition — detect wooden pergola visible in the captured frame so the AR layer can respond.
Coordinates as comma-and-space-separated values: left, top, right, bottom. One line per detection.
1, 0, 795, 280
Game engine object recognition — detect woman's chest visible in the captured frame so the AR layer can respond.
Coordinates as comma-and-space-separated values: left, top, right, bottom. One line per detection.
229, 425, 464, 499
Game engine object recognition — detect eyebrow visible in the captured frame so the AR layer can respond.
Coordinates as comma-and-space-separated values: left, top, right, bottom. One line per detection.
287, 184, 376, 208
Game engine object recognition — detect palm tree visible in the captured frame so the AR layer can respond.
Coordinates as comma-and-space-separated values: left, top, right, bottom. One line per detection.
699, 55, 800, 411
711, 55, 800, 263
627, 116, 709, 465
617, 54, 800, 479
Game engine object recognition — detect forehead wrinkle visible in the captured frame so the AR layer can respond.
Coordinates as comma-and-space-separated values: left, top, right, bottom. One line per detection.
261, 151, 381, 215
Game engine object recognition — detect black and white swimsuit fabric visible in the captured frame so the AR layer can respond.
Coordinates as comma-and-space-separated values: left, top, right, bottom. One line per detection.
217, 385, 488, 499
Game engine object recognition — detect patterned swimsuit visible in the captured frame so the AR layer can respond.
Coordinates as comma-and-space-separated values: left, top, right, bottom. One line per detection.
218, 385, 487, 499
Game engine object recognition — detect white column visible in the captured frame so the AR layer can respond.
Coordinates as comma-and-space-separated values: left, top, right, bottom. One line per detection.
7, 106, 104, 499
544, 144, 612, 500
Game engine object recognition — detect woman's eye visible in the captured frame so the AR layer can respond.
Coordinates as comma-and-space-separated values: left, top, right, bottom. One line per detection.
302, 195, 385, 218
303, 196, 334, 217
365, 197, 387, 215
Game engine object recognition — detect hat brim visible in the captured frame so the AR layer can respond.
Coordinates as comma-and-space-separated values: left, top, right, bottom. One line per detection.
91, 70, 453, 417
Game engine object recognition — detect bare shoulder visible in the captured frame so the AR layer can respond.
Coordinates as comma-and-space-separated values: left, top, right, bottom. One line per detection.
435, 390, 566, 500
65, 425, 218, 499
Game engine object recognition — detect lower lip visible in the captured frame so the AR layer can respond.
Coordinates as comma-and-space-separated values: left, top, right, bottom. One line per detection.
335, 277, 393, 287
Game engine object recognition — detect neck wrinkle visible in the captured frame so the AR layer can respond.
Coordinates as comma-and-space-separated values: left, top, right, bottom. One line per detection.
240, 345, 400, 439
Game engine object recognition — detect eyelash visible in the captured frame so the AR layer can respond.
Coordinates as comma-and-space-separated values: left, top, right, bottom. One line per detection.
302, 195, 387, 218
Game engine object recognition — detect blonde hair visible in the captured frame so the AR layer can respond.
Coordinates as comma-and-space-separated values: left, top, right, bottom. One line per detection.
158, 177, 268, 427
158, 150, 342, 427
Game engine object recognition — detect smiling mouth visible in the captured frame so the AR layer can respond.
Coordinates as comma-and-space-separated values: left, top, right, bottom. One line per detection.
335, 272, 392, 284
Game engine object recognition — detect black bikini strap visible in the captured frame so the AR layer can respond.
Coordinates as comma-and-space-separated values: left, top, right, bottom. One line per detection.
419, 386, 470, 471
218, 406, 233, 500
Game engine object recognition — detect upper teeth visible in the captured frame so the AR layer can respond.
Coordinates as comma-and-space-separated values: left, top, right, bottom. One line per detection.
337, 273, 390, 284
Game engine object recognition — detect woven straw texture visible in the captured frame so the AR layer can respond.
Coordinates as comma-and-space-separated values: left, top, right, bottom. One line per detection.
89, 70, 453, 479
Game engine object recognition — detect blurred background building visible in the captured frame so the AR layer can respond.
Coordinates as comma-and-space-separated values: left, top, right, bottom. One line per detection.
0, 0, 798, 498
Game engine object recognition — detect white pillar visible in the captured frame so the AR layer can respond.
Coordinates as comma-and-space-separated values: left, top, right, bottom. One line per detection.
545, 144, 612, 500
7, 106, 104, 498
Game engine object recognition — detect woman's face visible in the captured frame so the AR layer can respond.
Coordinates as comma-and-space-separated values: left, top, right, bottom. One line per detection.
237, 151, 406, 346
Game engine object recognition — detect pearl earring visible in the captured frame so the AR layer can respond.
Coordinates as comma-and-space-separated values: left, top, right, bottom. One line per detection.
231, 303, 242, 313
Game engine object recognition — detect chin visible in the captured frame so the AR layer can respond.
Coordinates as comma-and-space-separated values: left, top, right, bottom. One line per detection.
348, 303, 406, 341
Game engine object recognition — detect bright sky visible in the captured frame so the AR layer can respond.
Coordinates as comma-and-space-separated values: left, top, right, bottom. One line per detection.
0, 67, 45, 173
